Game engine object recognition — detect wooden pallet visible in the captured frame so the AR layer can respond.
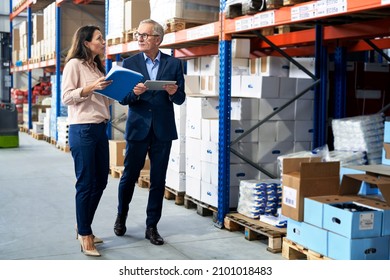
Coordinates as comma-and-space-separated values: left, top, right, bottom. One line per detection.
164, 186, 185, 205
282, 237, 332, 260
19, 126, 29, 133
266, 0, 284, 10
283, 0, 311, 6
184, 194, 217, 218
56, 143, 70, 152
123, 29, 137, 43
138, 172, 150, 188
45, 52, 55, 61
225, 1, 266, 19
165, 18, 207, 33
107, 36, 124, 46
31, 132, 44, 140
224, 212, 286, 253
110, 166, 124, 178
42, 135, 51, 143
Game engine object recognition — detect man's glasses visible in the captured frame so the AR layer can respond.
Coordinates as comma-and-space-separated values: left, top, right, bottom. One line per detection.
134, 32, 159, 40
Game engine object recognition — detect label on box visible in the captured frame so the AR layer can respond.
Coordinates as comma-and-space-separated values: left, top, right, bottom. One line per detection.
283, 186, 297, 208
359, 213, 374, 231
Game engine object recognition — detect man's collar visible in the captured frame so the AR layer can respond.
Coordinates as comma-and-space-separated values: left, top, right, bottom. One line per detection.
143, 51, 161, 62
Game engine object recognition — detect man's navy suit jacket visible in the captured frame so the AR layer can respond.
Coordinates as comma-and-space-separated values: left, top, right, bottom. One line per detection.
120, 52, 186, 142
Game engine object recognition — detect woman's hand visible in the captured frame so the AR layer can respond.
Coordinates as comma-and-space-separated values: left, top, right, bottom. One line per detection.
82, 77, 113, 97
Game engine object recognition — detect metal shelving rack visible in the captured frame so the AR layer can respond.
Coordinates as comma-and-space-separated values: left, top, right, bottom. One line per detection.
216, 0, 390, 226
10, 0, 59, 131
10, 0, 106, 138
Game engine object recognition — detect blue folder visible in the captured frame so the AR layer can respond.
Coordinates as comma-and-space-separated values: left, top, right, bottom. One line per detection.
95, 65, 144, 102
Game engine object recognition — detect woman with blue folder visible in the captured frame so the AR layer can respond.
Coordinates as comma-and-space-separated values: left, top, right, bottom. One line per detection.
62, 25, 112, 257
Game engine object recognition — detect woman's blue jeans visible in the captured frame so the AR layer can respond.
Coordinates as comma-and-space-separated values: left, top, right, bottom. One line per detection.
69, 122, 109, 236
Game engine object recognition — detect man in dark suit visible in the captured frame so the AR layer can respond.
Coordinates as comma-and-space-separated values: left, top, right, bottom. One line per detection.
114, 19, 186, 245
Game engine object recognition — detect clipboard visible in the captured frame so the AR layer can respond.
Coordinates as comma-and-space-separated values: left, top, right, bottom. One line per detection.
144, 80, 176, 91
95, 65, 144, 101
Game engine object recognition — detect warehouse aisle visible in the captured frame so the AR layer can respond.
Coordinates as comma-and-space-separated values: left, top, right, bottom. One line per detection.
0, 132, 284, 260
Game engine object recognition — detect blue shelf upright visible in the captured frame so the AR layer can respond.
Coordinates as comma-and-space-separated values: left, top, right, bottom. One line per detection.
55, 2, 61, 141
215, 0, 232, 227
216, 39, 232, 227
333, 46, 347, 119
27, 6, 32, 129
105, 0, 112, 139
313, 23, 328, 149
9, 0, 13, 94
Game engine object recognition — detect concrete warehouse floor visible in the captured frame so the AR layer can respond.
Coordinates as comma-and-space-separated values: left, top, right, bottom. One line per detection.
0, 131, 284, 260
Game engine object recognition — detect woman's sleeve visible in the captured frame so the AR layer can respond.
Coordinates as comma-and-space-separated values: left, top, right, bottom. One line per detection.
61, 59, 88, 105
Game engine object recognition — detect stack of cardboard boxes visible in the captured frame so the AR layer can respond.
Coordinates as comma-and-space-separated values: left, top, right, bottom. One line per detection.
282, 151, 390, 260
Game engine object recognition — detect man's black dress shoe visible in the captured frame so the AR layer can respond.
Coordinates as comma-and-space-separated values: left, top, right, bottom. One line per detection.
114, 214, 127, 236
145, 227, 164, 245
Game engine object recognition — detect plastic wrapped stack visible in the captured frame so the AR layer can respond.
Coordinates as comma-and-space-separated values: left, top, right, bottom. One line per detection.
326, 150, 367, 166
332, 114, 384, 165
237, 179, 282, 219
278, 145, 368, 174
277, 146, 368, 175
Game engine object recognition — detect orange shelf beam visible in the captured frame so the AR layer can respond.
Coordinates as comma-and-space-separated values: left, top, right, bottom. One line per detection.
107, 22, 220, 56
254, 17, 390, 50
173, 45, 219, 59
11, 59, 56, 73
10, 0, 33, 20
348, 38, 390, 53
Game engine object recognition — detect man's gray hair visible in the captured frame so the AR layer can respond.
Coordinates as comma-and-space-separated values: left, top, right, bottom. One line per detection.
139, 19, 165, 42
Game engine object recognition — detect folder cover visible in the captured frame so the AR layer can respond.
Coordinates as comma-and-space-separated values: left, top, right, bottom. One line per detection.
95, 65, 144, 102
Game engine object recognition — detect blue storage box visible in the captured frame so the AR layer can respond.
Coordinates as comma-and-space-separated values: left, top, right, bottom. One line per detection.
286, 218, 305, 246
339, 173, 390, 236
287, 218, 328, 256
358, 197, 390, 236
328, 232, 390, 260
384, 121, 390, 143
304, 195, 359, 228
323, 202, 382, 239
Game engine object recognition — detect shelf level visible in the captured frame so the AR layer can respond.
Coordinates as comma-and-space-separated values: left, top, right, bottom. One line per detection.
107, 22, 220, 56
254, 17, 390, 49
10, 0, 54, 20
11, 59, 56, 73
223, 0, 390, 34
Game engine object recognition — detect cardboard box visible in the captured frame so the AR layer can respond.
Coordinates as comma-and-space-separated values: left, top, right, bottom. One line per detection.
328, 232, 390, 260
239, 76, 280, 99
185, 176, 201, 200
304, 195, 359, 228
109, 140, 126, 167
323, 201, 382, 239
338, 173, 390, 236
286, 218, 328, 256
382, 142, 390, 165
166, 169, 185, 192
124, 0, 150, 31
281, 157, 340, 221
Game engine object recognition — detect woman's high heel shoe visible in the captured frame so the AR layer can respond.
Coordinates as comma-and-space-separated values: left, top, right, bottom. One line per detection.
78, 234, 101, 257
75, 225, 103, 244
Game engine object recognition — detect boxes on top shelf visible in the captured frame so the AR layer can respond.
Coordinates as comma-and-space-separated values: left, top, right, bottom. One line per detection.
149, 0, 220, 27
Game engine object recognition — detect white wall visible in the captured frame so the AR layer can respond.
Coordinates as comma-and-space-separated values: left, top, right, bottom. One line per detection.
0, 1, 10, 32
